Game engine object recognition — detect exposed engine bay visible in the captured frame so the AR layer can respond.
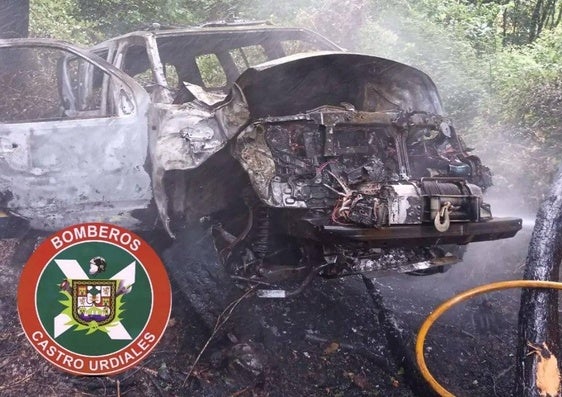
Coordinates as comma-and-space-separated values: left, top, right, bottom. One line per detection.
226, 106, 493, 282
184, 53, 522, 287
234, 107, 490, 227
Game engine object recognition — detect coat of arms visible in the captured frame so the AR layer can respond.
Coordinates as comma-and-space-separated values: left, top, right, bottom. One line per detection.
72, 280, 117, 326
56, 256, 133, 337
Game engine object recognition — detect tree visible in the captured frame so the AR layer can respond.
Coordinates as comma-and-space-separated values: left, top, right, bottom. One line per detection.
527, 0, 562, 42
516, 163, 562, 396
0, 0, 30, 38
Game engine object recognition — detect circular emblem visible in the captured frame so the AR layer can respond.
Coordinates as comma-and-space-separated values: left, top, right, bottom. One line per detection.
18, 223, 172, 375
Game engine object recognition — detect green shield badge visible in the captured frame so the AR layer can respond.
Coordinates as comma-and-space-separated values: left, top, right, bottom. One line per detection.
72, 279, 117, 327
18, 223, 172, 375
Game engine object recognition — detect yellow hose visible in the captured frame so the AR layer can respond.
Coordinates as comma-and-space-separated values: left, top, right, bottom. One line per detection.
415, 280, 562, 397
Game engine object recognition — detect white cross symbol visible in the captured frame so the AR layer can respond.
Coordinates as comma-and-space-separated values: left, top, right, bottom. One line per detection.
53, 259, 136, 340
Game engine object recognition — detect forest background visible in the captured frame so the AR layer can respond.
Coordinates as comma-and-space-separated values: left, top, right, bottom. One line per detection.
4, 0, 562, 213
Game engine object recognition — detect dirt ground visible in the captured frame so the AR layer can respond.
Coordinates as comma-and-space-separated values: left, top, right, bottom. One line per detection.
0, 221, 538, 396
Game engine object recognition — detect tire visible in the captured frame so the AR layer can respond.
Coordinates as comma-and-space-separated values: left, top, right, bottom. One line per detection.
10, 229, 41, 266
162, 222, 238, 330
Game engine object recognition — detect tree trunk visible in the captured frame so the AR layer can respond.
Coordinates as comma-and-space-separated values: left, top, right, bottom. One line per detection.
0, 0, 30, 39
529, 0, 543, 42
516, 163, 562, 396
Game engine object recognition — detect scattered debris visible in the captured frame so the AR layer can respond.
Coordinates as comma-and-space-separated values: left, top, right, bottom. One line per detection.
158, 362, 171, 381
323, 342, 340, 355
183, 286, 257, 386
228, 343, 267, 377
0, 373, 33, 391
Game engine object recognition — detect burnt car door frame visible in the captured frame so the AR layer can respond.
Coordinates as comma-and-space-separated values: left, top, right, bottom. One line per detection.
110, 35, 174, 104
0, 39, 153, 232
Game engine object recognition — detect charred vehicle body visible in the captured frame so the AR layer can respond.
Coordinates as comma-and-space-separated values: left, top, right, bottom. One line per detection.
0, 24, 521, 317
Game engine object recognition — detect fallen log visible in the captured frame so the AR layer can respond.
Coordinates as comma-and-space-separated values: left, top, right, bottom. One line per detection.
516, 164, 562, 396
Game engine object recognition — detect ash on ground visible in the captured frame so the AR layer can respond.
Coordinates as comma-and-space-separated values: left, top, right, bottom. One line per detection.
0, 226, 539, 396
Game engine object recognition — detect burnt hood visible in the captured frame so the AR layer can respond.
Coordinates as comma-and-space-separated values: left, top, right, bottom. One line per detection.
234, 52, 444, 119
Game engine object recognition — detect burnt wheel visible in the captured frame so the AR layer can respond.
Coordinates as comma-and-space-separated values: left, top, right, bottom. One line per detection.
162, 222, 238, 330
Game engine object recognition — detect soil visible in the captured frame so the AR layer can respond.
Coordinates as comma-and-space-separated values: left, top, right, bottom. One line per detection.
0, 222, 541, 396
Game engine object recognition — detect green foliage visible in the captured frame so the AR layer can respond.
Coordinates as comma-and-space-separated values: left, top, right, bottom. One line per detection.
359, 3, 489, 128
488, 26, 562, 129
412, 0, 501, 54
196, 54, 228, 88
237, 0, 320, 24
30, 0, 203, 41
30, 0, 99, 44
74, 0, 195, 36
508, 0, 562, 44
403, 0, 562, 46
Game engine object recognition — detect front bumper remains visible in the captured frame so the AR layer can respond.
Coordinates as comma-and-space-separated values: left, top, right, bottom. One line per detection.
290, 217, 522, 248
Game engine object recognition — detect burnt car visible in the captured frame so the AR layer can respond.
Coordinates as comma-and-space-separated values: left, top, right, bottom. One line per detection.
0, 23, 521, 323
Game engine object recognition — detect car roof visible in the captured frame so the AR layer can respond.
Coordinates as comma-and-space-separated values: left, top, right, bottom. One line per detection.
91, 25, 341, 51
